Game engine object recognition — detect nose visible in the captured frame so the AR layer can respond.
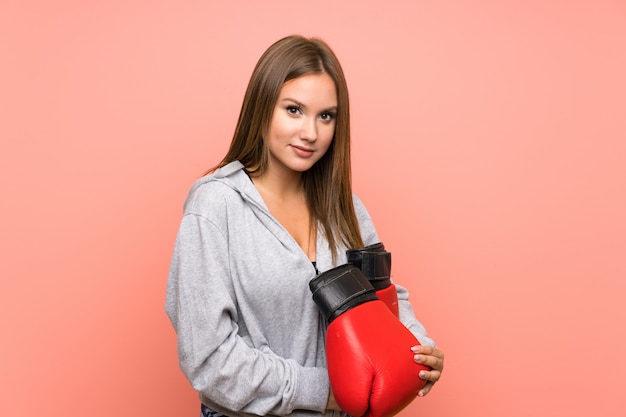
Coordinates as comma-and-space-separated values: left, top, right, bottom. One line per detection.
300, 116, 318, 142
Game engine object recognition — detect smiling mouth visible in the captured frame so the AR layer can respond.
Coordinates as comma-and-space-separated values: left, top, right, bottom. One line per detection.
291, 145, 315, 156
292, 145, 314, 152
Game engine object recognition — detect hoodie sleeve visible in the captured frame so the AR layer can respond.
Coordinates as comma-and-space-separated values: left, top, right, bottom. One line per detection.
165, 195, 329, 415
352, 194, 436, 347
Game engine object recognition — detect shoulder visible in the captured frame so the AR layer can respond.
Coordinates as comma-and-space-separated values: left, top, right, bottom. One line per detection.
352, 194, 368, 214
352, 194, 379, 245
352, 193, 373, 224
183, 161, 249, 217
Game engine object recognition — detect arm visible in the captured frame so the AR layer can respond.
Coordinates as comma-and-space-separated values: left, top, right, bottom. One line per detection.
397, 283, 445, 396
165, 212, 329, 415
352, 194, 444, 396
352, 195, 435, 342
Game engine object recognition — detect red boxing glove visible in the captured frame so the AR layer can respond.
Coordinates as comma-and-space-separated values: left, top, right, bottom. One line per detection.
310, 264, 429, 417
347, 243, 399, 317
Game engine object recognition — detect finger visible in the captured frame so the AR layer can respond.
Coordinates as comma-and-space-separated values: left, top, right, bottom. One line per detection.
419, 368, 442, 383
418, 381, 434, 397
411, 345, 445, 360
413, 353, 444, 371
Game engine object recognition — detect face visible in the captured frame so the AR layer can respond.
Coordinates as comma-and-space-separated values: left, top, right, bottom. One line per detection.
265, 72, 337, 176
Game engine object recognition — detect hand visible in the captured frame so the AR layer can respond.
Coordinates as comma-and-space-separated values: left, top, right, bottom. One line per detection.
411, 345, 444, 397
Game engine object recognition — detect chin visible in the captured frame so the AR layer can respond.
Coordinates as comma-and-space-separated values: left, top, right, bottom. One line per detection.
285, 159, 318, 173
293, 161, 319, 173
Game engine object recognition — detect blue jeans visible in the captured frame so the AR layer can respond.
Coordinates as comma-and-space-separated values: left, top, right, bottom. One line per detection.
200, 404, 228, 417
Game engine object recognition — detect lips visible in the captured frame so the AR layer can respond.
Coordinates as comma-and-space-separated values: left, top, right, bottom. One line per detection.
291, 145, 315, 157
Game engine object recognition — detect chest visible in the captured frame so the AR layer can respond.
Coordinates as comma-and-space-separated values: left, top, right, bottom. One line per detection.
259, 193, 316, 261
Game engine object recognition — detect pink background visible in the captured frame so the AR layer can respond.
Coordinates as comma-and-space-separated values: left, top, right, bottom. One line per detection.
2, 1, 625, 416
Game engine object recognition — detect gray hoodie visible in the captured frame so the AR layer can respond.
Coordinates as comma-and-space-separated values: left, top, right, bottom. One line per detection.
165, 161, 435, 417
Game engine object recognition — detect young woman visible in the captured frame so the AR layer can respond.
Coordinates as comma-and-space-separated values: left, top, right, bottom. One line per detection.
165, 35, 444, 417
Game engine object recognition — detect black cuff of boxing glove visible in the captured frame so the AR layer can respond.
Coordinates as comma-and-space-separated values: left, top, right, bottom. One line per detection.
309, 264, 378, 325
346, 242, 385, 270
361, 251, 392, 291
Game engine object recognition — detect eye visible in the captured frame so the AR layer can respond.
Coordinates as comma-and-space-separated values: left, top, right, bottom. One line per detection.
320, 111, 337, 123
286, 105, 302, 115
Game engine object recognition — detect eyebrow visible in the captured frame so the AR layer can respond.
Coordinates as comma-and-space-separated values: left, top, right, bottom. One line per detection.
281, 98, 338, 112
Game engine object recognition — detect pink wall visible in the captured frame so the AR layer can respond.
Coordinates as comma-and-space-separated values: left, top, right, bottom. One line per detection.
2, 1, 625, 416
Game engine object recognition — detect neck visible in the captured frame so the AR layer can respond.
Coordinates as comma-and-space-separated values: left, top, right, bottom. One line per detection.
251, 167, 304, 200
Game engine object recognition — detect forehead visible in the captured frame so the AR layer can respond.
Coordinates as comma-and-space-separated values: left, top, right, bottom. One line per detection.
278, 73, 337, 106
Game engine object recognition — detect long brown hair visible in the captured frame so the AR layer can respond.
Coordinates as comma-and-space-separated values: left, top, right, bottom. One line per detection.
208, 35, 364, 259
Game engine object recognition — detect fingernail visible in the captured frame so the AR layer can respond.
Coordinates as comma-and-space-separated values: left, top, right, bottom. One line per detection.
419, 370, 427, 378
411, 346, 420, 353
414, 355, 422, 362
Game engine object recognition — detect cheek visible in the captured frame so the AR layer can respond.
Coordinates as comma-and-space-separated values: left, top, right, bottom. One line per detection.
320, 124, 336, 145
270, 114, 297, 139
319, 130, 335, 154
